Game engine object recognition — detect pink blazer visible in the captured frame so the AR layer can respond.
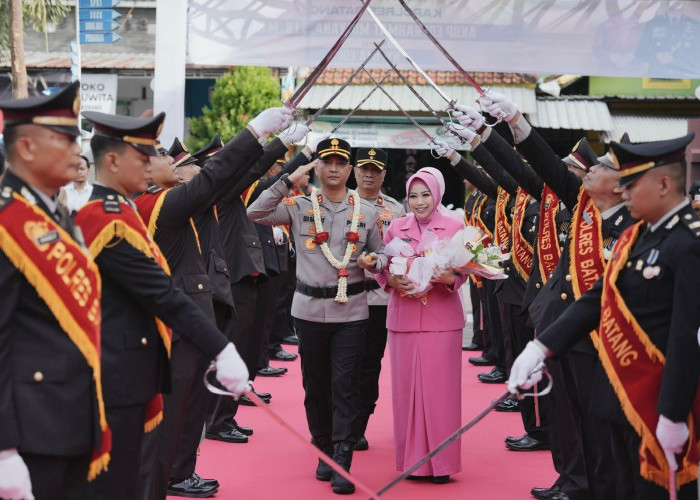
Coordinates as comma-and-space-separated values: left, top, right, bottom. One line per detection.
375, 213, 467, 332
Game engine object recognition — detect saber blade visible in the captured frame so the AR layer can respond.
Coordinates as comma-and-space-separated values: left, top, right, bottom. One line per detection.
372, 42, 447, 126
287, 0, 375, 108
304, 40, 386, 126
331, 71, 391, 134
397, 0, 485, 96
362, 1, 454, 107
203, 367, 381, 500
375, 391, 511, 497
361, 68, 433, 142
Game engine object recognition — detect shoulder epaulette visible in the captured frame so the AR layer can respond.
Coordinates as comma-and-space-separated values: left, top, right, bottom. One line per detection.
680, 211, 700, 238
103, 194, 122, 213
147, 185, 164, 194
0, 186, 13, 211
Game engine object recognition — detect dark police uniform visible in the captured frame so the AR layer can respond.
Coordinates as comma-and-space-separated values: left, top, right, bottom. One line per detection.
135, 132, 263, 499
77, 111, 231, 500
535, 135, 699, 500
0, 82, 102, 500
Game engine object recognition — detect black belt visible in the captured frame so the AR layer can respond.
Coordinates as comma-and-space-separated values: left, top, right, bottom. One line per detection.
364, 280, 380, 292
296, 280, 371, 299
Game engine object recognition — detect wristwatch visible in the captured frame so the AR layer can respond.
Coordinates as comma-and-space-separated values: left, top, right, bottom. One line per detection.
281, 173, 294, 189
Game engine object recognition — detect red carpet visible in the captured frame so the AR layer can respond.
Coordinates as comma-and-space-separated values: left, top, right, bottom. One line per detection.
174, 346, 556, 499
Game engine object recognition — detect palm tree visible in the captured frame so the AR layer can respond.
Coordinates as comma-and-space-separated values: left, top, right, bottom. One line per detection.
1, 0, 70, 98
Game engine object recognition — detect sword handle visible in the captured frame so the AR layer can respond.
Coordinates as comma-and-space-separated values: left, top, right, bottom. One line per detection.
516, 362, 553, 400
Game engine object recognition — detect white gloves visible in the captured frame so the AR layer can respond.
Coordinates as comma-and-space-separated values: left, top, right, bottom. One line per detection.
278, 123, 310, 147
0, 449, 34, 500
305, 133, 330, 155
248, 107, 294, 138
507, 341, 548, 394
430, 138, 457, 163
479, 90, 520, 122
447, 123, 479, 145
215, 343, 250, 397
272, 226, 285, 245
656, 415, 689, 471
451, 104, 485, 130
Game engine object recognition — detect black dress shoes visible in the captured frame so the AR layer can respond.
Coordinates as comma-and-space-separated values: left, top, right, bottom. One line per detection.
232, 419, 253, 436
167, 475, 218, 498
270, 349, 298, 361
531, 485, 561, 500
506, 434, 549, 451
505, 433, 528, 445
257, 365, 287, 377
353, 436, 368, 451
468, 355, 495, 366
239, 394, 270, 406
282, 334, 299, 345
462, 343, 481, 351
191, 473, 219, 489
477, 367, 507, 383
495, 398, 520, 412
430, 475, 450, 484
205, 428, 249, 443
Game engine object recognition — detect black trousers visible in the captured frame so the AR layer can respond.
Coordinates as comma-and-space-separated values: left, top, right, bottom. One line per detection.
90, 404, 147, 500
357, 305, 388, 418
294, 318, 367, 443
23, 452, 91, 500
268, 260, 297, 354
481, 280, 505, 369
468, 280, 486, 348
542, 356, 588, 498
207, 277, 259, 432
256, 274, 283, 369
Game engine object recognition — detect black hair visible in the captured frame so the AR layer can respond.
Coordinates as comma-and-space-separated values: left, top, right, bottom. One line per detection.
90, 135, 127, 169
79, 154, 91, 169
2, 124, 21, 159
660, 161, 686, 196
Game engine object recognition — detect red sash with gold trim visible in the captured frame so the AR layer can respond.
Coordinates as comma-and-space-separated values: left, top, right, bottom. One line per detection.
241, 180, 260, 207
134, 190, 202, 254
0, 194, 110, 480
599, 222, 700, 490
494, 188, 511, 250
537, 185, 561, 284
468, 193, 489, 287
76, 199, 172, 432
569, 187, 605, 346
510, 188, 534, 282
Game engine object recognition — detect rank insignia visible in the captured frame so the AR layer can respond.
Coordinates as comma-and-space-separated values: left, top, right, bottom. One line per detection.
348, 195, 355, 205
316, 193, 324, 204
307, 209, 324, 215
615, 215, 623, 226
376, 196, 384, 206
20, 187, 36, 205
664, 214, 679, 230
304, 238, 317, 250
282, 197, 296, 206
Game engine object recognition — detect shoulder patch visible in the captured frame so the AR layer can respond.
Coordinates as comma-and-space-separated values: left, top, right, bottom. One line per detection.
147, 185, 164, 194
103, 195, 122, 213
282, 197, 296, 206
681, 212, 700, 237
0, 186, 13, 211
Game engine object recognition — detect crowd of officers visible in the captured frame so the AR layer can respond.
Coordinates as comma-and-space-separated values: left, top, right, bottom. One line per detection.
0, 79, 698, 500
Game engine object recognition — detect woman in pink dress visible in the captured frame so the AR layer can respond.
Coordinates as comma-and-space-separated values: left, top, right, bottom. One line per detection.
374, 169, 467, 484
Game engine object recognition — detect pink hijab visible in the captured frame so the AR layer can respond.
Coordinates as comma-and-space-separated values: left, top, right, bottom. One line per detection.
416, 167, 463, 222
406, 170, 445, 226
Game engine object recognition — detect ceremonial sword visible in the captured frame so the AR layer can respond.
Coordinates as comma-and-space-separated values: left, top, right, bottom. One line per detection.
285, 0, 375, 109
304, 40, 386, 127
361, 1, 455, 108
203, 366, 382, 500
330, 70, 392, 134
371, 366, 553, 498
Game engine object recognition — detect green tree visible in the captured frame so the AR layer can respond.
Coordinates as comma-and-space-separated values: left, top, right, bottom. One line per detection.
0, 0, 70, 98
187, 66, 281, 151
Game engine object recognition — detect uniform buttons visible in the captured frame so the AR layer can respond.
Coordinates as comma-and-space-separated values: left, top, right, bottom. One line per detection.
626, 261, 632, 268
141, 337, 148, 346
197, 283, 204, 290
505, 266, 511, 272
565, 274, 572, 282
560, 293, 568, 300
535, 283, 541, 289
33, 371, 44, 382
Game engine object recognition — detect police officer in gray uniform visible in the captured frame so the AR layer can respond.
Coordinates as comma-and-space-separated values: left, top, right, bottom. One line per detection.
247, 138, 387, 495
351, 147, 404, 451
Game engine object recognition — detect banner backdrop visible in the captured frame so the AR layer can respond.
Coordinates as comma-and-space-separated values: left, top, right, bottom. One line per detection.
188, 0, 700, 79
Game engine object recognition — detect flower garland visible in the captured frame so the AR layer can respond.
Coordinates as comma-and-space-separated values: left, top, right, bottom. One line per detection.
311, 187, 361, 303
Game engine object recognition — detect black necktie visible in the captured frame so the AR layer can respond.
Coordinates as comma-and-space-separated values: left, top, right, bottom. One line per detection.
54, 204, 72, 233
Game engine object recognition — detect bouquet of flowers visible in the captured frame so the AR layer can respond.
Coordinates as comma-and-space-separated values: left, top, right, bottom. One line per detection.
447, 226, 509, 279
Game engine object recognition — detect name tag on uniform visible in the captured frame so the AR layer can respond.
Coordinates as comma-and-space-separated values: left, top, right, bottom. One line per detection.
36, 230, 60, 245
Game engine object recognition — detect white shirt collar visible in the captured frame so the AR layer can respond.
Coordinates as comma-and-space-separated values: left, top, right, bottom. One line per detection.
600, 202, 626, 220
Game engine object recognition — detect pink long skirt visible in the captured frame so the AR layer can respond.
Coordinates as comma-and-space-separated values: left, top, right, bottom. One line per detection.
388, 329, 463, 477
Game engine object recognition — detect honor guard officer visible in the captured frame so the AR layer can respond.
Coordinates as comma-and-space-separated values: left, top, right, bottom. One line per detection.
509, 133, 700, 500
352, 147, 404, 451
74, 111, 251, 500
0, 82, 110, 500
248, 138, 387, 495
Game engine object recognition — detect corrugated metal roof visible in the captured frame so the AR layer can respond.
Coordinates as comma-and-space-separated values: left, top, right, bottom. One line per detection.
599, 115, 690, 143
528, 99, 613, 131
0, 51, 154, 70
299, 85, 537, 115
315, 68, 539, 87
